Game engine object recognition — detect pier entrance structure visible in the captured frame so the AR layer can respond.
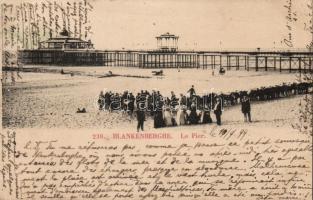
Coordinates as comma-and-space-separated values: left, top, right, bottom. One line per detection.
38, 29, 94, 50
19, 29, 104, 66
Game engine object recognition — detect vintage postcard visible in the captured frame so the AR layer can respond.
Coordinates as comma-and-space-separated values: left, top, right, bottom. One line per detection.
1, 0, 312, 199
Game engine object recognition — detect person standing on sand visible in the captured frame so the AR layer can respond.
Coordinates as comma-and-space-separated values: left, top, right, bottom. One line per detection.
187, 85, 196, 97
180, 94, 187, 106
154, 99, 164, 128
136, 92, 146, 132
177, 106, 187, 125
163, 107, 173, 127
188, 102, 200, 124
128, 92, 135, 117
241, 95, 252, 122
136, 107, 145, 132
98, 91, 105, 110
201, 103, 213, 124
213, 97, 222, 125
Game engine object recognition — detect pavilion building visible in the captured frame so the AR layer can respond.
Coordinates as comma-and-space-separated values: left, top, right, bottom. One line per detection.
156, 32, 179, 52
18, 29, 105, 66
38, 29, 94, 50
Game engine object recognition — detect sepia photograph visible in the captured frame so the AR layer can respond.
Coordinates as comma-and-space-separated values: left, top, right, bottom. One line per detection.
1, 0, 312, 199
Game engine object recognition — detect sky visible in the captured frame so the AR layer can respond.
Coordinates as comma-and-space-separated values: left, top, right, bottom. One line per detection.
89, 0, 312, 51
2, 0, 311, 50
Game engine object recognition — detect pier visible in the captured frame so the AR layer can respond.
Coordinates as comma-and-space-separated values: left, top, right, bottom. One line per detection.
18, 49, 312, 73
18, 31, 313, 73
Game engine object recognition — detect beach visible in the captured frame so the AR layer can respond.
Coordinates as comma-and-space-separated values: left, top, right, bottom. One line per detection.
2, 67, 304, 130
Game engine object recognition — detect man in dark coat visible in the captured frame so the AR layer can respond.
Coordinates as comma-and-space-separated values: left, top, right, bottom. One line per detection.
241, 95, 251, 122
136, 92, 146, 132
128, 92, 135, 117
136, 108, 145, 132
170, 91, 179, 109
187, 85, 196, 97
213, 97, 222, 125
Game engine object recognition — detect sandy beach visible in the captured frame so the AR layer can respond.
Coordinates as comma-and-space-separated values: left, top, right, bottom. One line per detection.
2, 67, 305, 131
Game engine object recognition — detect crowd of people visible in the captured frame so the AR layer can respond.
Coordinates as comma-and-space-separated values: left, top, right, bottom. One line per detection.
97, 82, 312, 131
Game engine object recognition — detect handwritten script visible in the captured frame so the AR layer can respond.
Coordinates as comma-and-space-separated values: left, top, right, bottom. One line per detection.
1, 0, 93, 83
0, 128, 312, 200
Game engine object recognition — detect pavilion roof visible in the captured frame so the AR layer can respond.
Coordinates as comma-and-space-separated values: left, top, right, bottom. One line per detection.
39, 28, 91, 44
40, 37, 89, 44
156, 32, 179, 39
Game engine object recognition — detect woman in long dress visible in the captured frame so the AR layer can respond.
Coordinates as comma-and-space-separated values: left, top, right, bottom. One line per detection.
163, 107, 173, 126
154, 100, 164, 128
188, 103, 199, 124
154, 110, 164, 128
177, 106, 187, 125
201, 104, 213, 124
